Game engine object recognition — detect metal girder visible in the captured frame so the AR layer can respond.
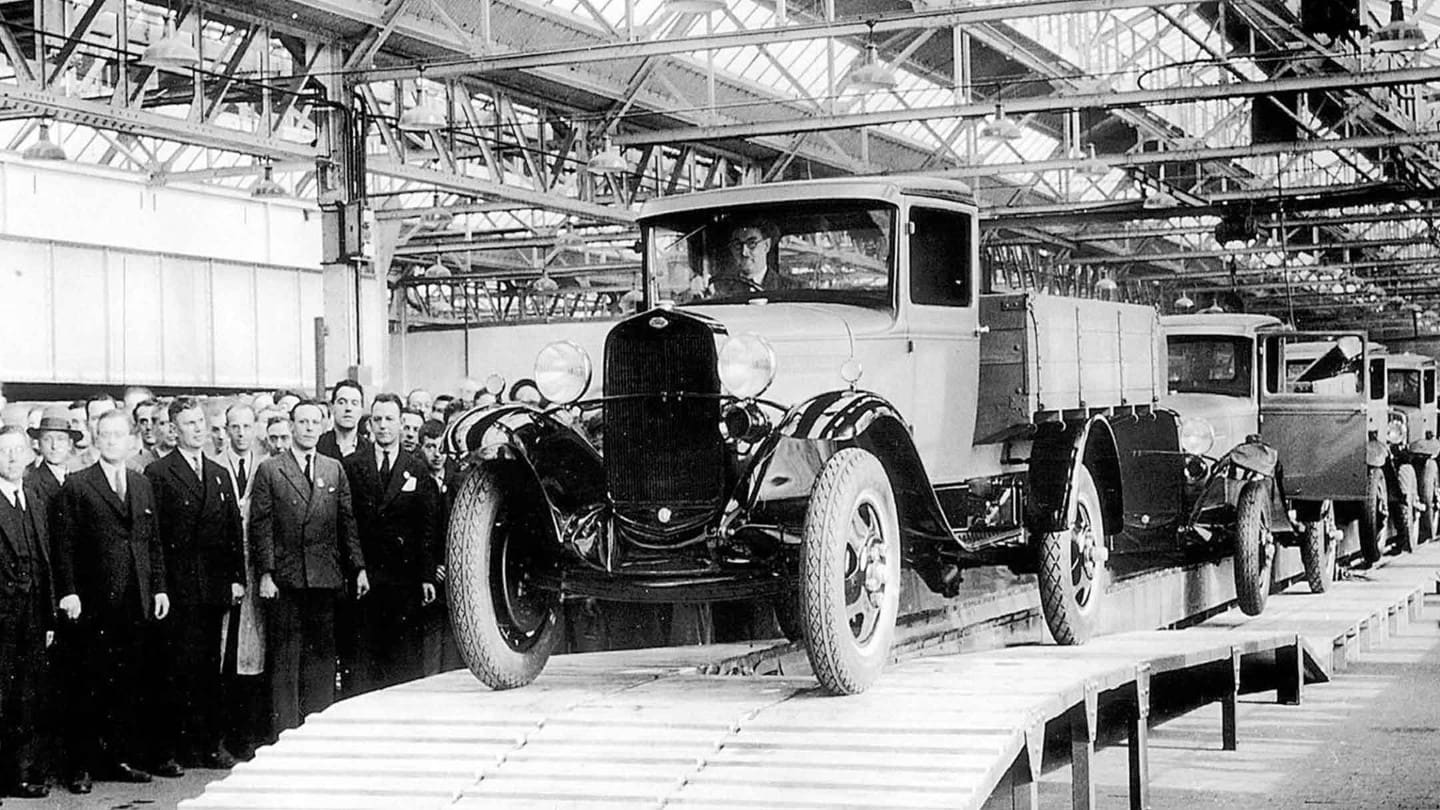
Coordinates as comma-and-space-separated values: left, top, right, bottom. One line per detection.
1070, 236, 1429, 265
1128, 254, 1440, 281
344, 0, 421, 72
615, 64, 1440, 145
369, 160, 636, 224
0, 85, 320, 161
352, 0, 1203, 83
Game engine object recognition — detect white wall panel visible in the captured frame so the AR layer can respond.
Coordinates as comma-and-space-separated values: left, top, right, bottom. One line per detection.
0, 240, 54, 380
160, 256, 212, 385
211, 262, 259, 385
51, 244, 109, 383
119, 251, 164, 384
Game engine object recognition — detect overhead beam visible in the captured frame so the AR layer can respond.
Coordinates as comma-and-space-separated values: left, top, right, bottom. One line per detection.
0, 85, 319, 161
369, 160, 636, 225
615, 64, 1440, 145
352, 0, 1202, 83
1068, 236, 1429, 265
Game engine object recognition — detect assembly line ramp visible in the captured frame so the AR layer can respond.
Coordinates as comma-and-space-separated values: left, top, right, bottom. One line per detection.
180, 543, 1437, 810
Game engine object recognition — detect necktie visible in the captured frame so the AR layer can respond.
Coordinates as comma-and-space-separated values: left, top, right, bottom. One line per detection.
114, 467, 127, 501
8, 490, 19, 511
303, 453, 313, 490
380, 450, 392, 484
236, 457, 248, 495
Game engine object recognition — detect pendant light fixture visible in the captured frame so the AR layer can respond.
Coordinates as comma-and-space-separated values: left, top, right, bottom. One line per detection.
587, 137, 630, 174
849, 22, 898, 92
979, 103, 1024, 141
399, 83, 448, 132
21, 120, 67, 161
1372, 0, 1427, 51
249, 163, 288, 198
139, 2, 200, 71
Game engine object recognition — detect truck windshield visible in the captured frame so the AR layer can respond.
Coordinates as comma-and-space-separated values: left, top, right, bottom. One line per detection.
1389, 369, 1422, 407
644, 200, 894, 307
1166, 336, 1252, 397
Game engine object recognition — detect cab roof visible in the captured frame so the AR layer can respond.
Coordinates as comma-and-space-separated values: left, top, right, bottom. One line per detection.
636, 176, 976, 221
1386, 351, 1436, 371
1160, 313, 1285, 337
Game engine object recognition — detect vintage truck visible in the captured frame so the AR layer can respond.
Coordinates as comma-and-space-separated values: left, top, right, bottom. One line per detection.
1383, 350, 1438, 547
442, 177, 1229, 695
1160, 316, 1379, 600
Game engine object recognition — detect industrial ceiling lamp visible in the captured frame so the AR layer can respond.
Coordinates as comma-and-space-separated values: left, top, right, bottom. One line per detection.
587, 137, 630, 174
849, 23, 898, 92
1174, 290, 1195, 310
1143, 187, 1180, 209
1372, 0, 1427, 51
139, 4, 200, 71
663, 0, 727, 14
1095, 277, 1119, 298
554, 223, 586, 251
1074, 144, 1109, 178
979, 103, 1024, 141
398, 85, 448, 132
21, 120, 67, 161
249, 164, 288, 198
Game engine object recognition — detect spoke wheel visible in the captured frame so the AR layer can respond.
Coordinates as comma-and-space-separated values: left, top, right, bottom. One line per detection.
1037, 465, 1108, 645
448, 466, 562, 690
799, 448, 901, 696
1233, 479, 1274, 616
1359, 467, 1387, 565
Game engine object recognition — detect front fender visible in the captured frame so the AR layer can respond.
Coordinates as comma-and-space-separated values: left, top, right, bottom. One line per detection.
1223, 439, 1279, 478
1367, 438, 1390, 467
444, 403, 606, 517
740, 390, 952, 544
1027, 417, 1122, 535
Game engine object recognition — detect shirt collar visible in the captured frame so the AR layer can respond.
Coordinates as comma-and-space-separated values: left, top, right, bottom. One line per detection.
291, 446, 314, 470
46, 462, 67, 480
98, 458, 125, 477
0, 478, 21, 501
374, 442, 398, 466
179, 447, 204, 467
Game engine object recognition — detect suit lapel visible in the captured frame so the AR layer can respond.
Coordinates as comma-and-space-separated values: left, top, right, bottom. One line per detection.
87, 465, 128, 515
22, 482, 49, 569
277, 451, 312, 504
380, 448, 409, 508
168, 453, 204, 499
305, 456, 330, 522
0, 497, 23, 559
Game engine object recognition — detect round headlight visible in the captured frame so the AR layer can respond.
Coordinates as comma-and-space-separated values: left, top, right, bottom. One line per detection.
718, 333, 777, 399
1178, 416, 1216, 457
1387, 417, 1406, 445
534, 341, 593, 405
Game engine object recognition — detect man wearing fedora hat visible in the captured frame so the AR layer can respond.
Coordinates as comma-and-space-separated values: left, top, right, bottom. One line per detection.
25, 406, 80, 517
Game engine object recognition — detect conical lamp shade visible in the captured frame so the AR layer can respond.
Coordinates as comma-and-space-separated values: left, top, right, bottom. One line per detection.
139, 21, 199, 70
21, 122, 66, 161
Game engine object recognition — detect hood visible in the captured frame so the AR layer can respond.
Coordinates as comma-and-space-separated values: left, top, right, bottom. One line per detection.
1160, 392, 1258, 457
682, 302, 900, 404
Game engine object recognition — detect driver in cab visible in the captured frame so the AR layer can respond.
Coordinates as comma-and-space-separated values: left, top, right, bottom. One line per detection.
707, 219, 796, 296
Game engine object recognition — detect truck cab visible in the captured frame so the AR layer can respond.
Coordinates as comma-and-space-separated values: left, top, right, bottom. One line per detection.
1383, 350, 1439, 547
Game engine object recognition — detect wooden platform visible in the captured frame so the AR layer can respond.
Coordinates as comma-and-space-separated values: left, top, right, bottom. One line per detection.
180, 544, 1437, 810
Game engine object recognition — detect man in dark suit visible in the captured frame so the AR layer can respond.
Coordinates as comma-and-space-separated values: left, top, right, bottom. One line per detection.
344, 394, 440, 694
146, 398, 244, 771
25, 406, 77, 514
250, 400, 367, 736
0, 427, 55, 798
416, 419, 463, 676
52, 409, 169, 789
316, 379, 369, 462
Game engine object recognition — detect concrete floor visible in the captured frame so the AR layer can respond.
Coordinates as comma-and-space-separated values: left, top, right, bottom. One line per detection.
1040, 590, 1440, 809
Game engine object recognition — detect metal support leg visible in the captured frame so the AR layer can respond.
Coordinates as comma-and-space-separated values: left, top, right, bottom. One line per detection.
1222, 646, 1241, 751
1071, 685, 1098, 810
1389, 604, 1400, 637
1128, 665, 1151, 810
1276, 636, 1302, 706
982, 760, 1038, 810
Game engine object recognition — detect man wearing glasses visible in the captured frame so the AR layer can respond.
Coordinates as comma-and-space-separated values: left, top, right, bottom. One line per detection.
711, 219, 795, 296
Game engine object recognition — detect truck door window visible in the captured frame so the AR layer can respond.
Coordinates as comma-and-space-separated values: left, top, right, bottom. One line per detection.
909, 207, 972, 307
1388, 369, 1422, 407
1369, 358, 1385, 401
1426, 369, 1436, 405
1266, 335, 1363, 395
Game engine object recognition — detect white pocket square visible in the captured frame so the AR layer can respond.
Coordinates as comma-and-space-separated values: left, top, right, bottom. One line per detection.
400, 478, 417, 493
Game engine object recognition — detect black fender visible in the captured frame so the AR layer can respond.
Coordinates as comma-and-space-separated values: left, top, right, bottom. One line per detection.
443, 404, 606, 532
738, 391, 952, 545
1366, 437, 1389, 467
1026, 416, 1123, 536
1223, 439, 1279, 478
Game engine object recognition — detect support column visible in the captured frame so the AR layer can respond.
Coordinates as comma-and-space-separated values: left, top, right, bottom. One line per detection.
1071, 684, 1099, 810
1276, 635, 1303, 706
1222, 646, 1241, 751
1128, 665, 1151, 810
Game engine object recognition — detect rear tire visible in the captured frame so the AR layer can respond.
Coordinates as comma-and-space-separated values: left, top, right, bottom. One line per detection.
448, 468, 563, 690
799, 448, 901, 696
1300, 501, 1337, 594
1359, 467, 1387, 565
1395, 464, 1418, 554
1037, 465, 1108, 645
1233, 480, 1273, 616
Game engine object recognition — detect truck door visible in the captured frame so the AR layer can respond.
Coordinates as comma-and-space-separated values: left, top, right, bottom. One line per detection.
1259, 332, 1368, 501
902, 202, 982, 483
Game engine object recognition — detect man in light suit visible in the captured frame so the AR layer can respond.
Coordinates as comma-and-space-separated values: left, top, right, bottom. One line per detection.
344, 394, 441, 694
0, 427, 55, 798
145, 398, 244, 771
51, 409, 169, 789
250, 400, 367, 737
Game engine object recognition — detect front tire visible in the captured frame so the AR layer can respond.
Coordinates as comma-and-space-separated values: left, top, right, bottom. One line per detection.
1233, 480, 1274, 616
1395, 464, 1418, 554
1300, 500, 1337, 594
1359, 467, 1387, 565
1037, 465, 1109, 645
448, 467, 563, 690
799, 448, 901, 696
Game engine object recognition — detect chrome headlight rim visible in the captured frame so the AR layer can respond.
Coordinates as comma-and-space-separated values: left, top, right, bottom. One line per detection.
1178, 415, 1216, 457
1387, 416, 1407, 445
718, 332, 777, 400
534, 340, 593, 405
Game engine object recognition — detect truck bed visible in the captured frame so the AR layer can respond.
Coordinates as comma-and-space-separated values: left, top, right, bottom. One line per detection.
975, 292, 1164, 442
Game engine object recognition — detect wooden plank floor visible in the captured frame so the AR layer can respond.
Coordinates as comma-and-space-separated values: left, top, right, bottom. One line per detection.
181, 544, 1436, 810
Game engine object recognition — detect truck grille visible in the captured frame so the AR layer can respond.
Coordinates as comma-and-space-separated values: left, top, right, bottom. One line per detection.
604, 309, 726, 528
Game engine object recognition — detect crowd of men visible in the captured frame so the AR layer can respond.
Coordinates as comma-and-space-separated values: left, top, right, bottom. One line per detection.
0, 381, 471, 800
